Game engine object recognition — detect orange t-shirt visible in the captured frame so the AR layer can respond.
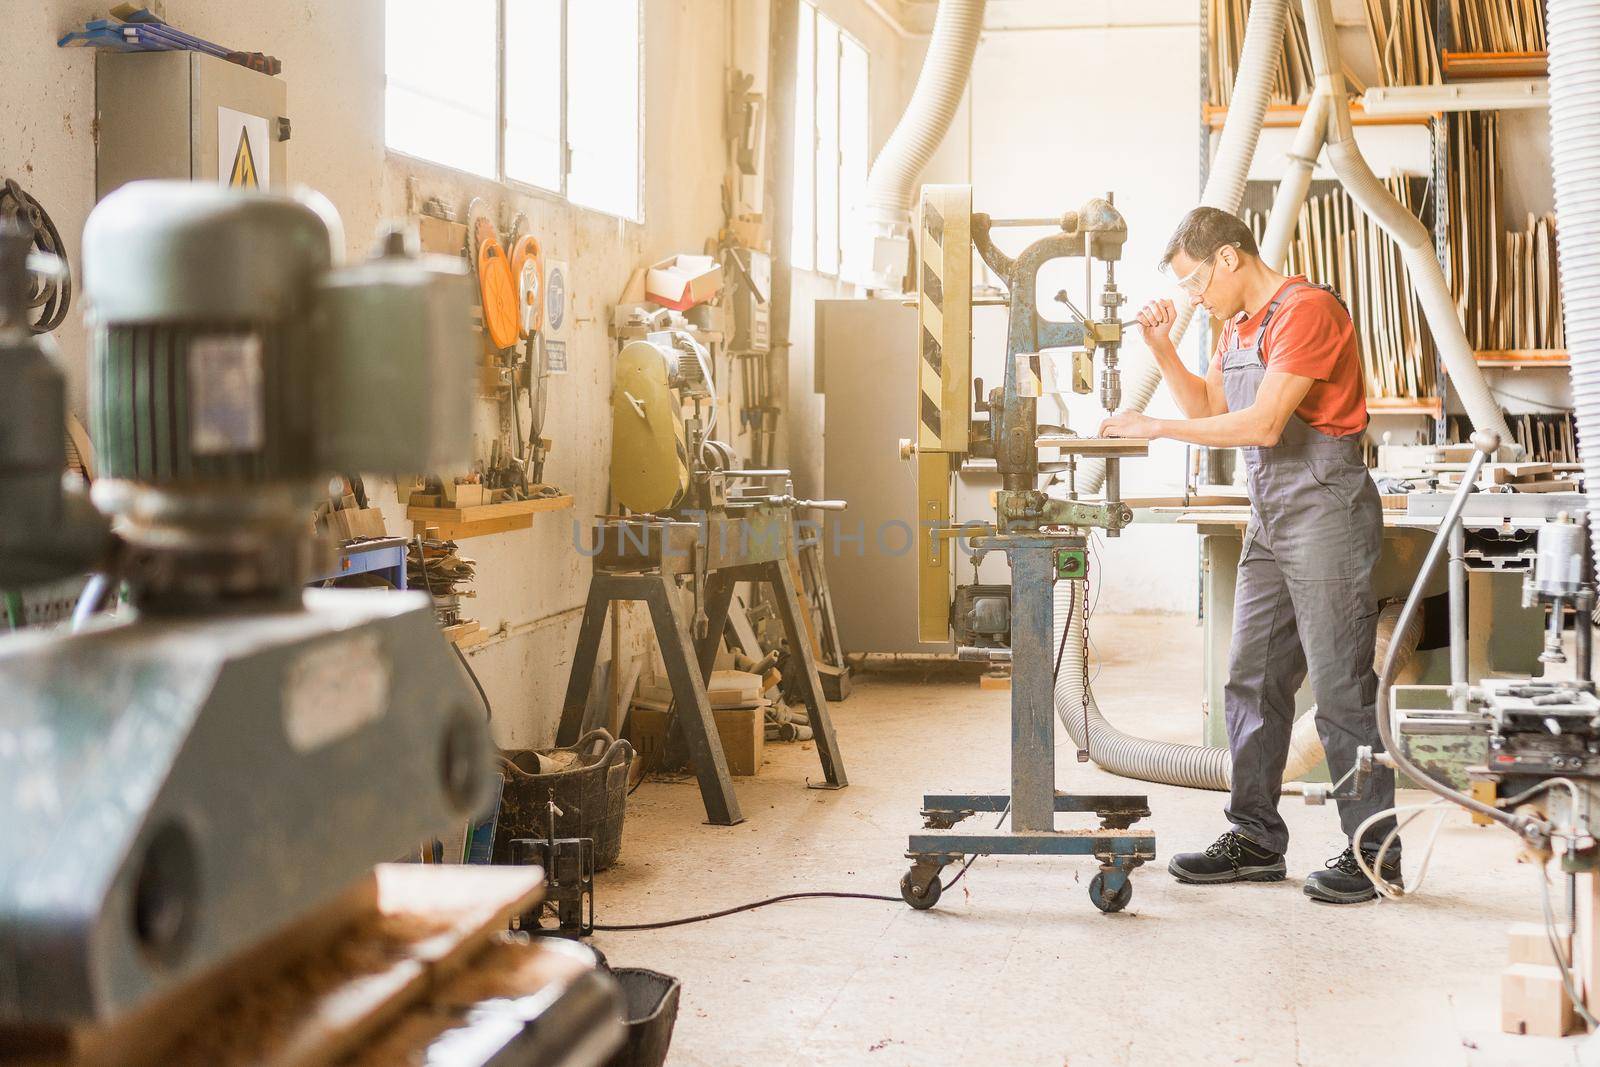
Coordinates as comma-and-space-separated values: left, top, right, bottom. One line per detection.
1211, 277, 1368, 438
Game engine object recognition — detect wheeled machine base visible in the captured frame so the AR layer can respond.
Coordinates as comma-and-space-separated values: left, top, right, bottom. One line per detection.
900, 791, 1155, 913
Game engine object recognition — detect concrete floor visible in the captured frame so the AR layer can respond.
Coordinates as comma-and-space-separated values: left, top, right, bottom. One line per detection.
593, 613, 1594, 1066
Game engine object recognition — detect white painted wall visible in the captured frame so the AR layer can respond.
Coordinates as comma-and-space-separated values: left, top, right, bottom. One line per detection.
913, 10, 1206, 613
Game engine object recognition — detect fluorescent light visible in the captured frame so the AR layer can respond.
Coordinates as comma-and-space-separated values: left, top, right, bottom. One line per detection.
1361, 79, 1548, 115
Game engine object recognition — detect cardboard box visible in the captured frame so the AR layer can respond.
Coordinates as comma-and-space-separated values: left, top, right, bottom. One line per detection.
645, 254, 722, 311
627, 703, 764, 776
1502, 963, 1581, 1036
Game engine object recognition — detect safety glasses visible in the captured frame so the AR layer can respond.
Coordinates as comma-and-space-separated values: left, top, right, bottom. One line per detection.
1173, 247, 1229, 297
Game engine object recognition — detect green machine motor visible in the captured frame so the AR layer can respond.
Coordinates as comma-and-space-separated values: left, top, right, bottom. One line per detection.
0, 182, 497, 1035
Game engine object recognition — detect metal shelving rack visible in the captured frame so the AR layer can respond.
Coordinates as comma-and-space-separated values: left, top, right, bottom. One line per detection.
1200, 0, 1562, 452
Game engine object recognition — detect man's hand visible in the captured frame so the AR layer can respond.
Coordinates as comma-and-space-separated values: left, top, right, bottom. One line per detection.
1136, 299, 1177, 352
1098, 410, 1159, 440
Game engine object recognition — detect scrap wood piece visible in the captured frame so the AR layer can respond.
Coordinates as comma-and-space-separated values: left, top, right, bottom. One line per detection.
154, 865, 545, 1067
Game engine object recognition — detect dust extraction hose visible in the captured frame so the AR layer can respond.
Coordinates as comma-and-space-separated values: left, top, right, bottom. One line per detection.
1051, 0, 1290, 789
861, 0, 986, 289
1075, 0, 1288, 495
1080, 0, 1515, 499
1052, 581, 1422, 791
1297, 0, 1514, 452
1548, 0, 1600, 574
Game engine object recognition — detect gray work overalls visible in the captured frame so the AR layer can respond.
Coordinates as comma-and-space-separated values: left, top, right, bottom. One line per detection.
1220, 281, 1396, 856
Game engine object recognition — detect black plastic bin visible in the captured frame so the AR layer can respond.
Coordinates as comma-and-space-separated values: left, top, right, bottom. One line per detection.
605, 967, 682, 1067
493, 729, 634, 871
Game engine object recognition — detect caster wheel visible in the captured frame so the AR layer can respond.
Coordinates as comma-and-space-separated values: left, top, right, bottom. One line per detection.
1089, 871, 1132, 913
900, 870, 942, 910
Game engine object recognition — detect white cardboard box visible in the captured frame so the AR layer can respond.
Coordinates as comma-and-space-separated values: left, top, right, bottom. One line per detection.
645, 254, 722, 311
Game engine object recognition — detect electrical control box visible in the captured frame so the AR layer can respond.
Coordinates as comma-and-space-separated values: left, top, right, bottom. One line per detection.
95, 50, 289, 201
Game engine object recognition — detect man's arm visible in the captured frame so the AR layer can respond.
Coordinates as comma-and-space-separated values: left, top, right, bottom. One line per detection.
1134, 300, 1224, 419
1100, 370, 1314, 448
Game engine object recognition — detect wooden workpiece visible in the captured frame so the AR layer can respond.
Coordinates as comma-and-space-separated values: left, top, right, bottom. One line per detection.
24, 865, 572, 1067
1035, 435, 1151, 457
407, 495, 574, 540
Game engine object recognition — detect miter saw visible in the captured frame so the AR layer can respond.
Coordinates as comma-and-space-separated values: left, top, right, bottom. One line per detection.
556, 327, 850, 826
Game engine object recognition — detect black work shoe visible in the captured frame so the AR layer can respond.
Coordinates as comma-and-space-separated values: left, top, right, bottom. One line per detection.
1168, 831, 1287, 884
1303, 846, 1402, 904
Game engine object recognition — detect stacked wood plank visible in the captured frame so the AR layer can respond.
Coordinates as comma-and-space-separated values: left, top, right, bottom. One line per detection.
1424, 459, 1580, 493
1446, 113, 1565, 352
1496, 212, 1565, 351
1364, 0, 1443, 86
1448, 413, 1579, 465
1243, 175, 1437, 401
1208, 0, 1333, 106
1449, 0, 1547, 53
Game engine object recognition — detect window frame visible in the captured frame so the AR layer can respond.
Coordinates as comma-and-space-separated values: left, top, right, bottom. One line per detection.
384, 0, 644, 223
792, 2, 870, 278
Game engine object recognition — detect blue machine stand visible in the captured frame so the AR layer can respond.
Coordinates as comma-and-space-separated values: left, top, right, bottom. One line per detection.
900, 533, 1156, 913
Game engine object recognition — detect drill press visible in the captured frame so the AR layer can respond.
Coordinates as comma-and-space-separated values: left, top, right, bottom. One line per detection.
898, 185, 1155, 913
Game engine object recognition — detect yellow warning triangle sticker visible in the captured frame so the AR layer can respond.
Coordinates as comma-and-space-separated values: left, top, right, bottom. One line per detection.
228, 127, 259, 188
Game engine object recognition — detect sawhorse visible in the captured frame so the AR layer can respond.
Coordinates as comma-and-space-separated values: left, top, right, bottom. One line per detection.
557, 549, 847, 826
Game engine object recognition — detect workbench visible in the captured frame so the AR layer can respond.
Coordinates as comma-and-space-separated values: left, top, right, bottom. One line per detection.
1159, 503, 1547, 756
306, 535, 409, 589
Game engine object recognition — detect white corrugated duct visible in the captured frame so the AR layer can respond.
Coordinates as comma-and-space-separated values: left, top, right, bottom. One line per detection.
860, 0, 986, 291
1051, 0, 1474, 790
1077, 0, 1517, 498
1074, 0, 1288, 494
1050, 0, 1291, 789
1548, 0, 1600, 575
1298, 0, 1514, 451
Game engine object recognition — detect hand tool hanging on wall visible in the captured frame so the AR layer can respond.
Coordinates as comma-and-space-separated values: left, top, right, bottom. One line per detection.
0, 180, 70, 334
512, 231, 551, 485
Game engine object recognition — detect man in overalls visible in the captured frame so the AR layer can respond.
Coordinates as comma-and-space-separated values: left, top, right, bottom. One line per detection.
1099, 206, 1396, 904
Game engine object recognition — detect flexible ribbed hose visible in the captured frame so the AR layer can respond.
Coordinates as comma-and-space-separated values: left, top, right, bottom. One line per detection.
1258, 92, 1329, 271
1298, 0, 1514, 452
1050, 0, 1284, 785
1548, 0, 1600, 574
862, 0, 985, 287
1078, 0, 1288, 493
1053, 583, 1422, 790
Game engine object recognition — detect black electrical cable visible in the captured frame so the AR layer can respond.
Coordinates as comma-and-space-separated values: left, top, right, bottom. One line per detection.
592, 891, 901, 931
595, 800, 1014, 932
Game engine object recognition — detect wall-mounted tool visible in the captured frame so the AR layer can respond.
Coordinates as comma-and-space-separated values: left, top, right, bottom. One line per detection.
0, 180, 70, 333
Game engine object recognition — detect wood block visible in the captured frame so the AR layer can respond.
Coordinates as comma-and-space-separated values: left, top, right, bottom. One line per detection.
979, 670, 1011, 691
707, 669, 763, 704
1502, 963, 1580, 1036
628, 704, 764, 776
1518, 480, 1579, 494
416, 214, 468, 257
1509, 922, 1571, 967
1471, 779, 1499, 826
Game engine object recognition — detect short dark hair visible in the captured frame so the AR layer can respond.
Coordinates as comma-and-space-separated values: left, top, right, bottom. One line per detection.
1160, 207, 1259, 269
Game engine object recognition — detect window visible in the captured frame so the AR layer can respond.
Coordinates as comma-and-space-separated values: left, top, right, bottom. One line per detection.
385, 0, 642, 221
792, 3, 869, 276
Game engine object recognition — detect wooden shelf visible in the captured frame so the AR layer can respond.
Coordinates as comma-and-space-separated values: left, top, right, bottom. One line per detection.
407, 495, 573, 540
1367, 396, 1444, 417
1442, 51, 1548, 81
1475, 348, 1569, 368
1203, 101, 1437, 130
